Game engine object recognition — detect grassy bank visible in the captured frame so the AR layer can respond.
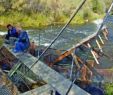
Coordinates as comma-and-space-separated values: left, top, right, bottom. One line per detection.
0, 11, 104, 29
0, 12, 49, 29
104, 83, 113, 95
0, 0, 109, 28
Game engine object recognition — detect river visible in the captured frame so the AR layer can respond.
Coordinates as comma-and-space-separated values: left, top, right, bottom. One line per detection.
0, 23, 98, 50
0, 20, 113, 69
28, 23, 97, 50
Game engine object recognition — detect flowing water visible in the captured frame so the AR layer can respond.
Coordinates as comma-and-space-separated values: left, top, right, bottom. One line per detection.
28, 23, 97, 51
27, 22, 113, 82
1, 21, 113, 69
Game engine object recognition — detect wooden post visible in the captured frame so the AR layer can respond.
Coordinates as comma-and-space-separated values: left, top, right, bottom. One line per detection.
75, 56, 93, 82
87, 43, 100, 64
76, 56, 103, 81
103, 28, 109, 40
98, 35, 104, 44
95, 39, 103, 52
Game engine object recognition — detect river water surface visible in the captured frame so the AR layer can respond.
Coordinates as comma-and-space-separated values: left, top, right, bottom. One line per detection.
28, 23, 97, 51
1, 21, 113, 69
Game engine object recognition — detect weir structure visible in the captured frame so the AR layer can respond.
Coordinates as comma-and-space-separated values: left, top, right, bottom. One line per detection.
0, 0, 113, 95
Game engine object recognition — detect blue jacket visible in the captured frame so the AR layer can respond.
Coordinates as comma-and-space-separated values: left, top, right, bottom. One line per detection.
18, 31, 30, 47
13, 31, 30, 52
8, 27, 18, 37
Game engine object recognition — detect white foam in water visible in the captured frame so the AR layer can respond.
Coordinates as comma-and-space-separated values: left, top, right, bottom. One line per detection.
0, 32, 6, 36
43, 43, 50, 46
93, 19, 107, 29
26, 30, 35, 33
93, 19, 103, 25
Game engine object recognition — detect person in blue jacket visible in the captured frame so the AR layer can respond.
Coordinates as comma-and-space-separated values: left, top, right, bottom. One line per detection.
5, 24, 19, 40
13, 27, 30, 53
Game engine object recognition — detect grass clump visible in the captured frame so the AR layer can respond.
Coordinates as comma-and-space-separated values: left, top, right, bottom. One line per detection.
0, 37, 3, 46
104, 83, 113, 95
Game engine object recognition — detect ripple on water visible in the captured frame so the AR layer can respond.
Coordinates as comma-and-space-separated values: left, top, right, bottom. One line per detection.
29, 23, 97, 50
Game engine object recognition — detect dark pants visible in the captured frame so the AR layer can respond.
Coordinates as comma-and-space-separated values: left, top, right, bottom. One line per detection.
5, 33, 10, 40
55, 91, 61, 95
5, 31, 18, 40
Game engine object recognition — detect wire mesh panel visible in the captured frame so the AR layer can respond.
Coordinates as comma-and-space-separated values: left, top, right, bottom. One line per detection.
0, 85, 12, 95
0, 70, 19, 95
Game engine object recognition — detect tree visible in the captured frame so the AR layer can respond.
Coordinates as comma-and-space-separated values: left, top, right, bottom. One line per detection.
91, 0, 105, 14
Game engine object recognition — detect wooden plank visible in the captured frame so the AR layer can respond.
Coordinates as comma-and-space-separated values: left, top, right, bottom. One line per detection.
30, 60, 90, 95
20, 84, 54, 95
87, 43, 100, 64
54, 48, 74, 63
53, 32, 98, 63
1, 45, 90, 95
16, 53, 90, 95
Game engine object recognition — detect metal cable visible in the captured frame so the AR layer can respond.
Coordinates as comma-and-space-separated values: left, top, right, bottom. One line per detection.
29, 0, 87, 69
65, 2, 113, 94
65, 58, 88, 95
96, 1, 113, 35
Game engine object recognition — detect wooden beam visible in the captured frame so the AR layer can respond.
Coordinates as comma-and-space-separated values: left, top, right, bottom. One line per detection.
54, 48, 75, 63
87, 43, 100, 64
98, 35, 104, 44
103, 28, 109, 40
76, 56, 103, 81
95, 39, 103, 52
52, 27, 107, 65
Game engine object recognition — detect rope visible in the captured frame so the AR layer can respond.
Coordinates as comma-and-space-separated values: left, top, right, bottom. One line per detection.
29, 0, 87, 69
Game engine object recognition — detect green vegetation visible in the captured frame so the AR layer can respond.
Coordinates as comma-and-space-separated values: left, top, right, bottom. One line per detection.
0, 37, 3, 46
104, 83, 113, 95
0, 0, 112, 28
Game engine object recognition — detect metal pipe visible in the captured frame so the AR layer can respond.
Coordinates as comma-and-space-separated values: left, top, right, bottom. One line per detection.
30, 0, 87, 69
65, 54, 104, 95
108, 2, 113, 13
96, 1, 113, 44
71, 53, 80, 69
70, 54, 74, 80
70, 50, 81, 80
97, 1, 113, 35
65, 58, 91, 95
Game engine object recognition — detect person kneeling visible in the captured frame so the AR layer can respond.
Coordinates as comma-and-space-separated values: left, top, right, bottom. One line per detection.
5, 24, 19, 45
13, 27, 30, 53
